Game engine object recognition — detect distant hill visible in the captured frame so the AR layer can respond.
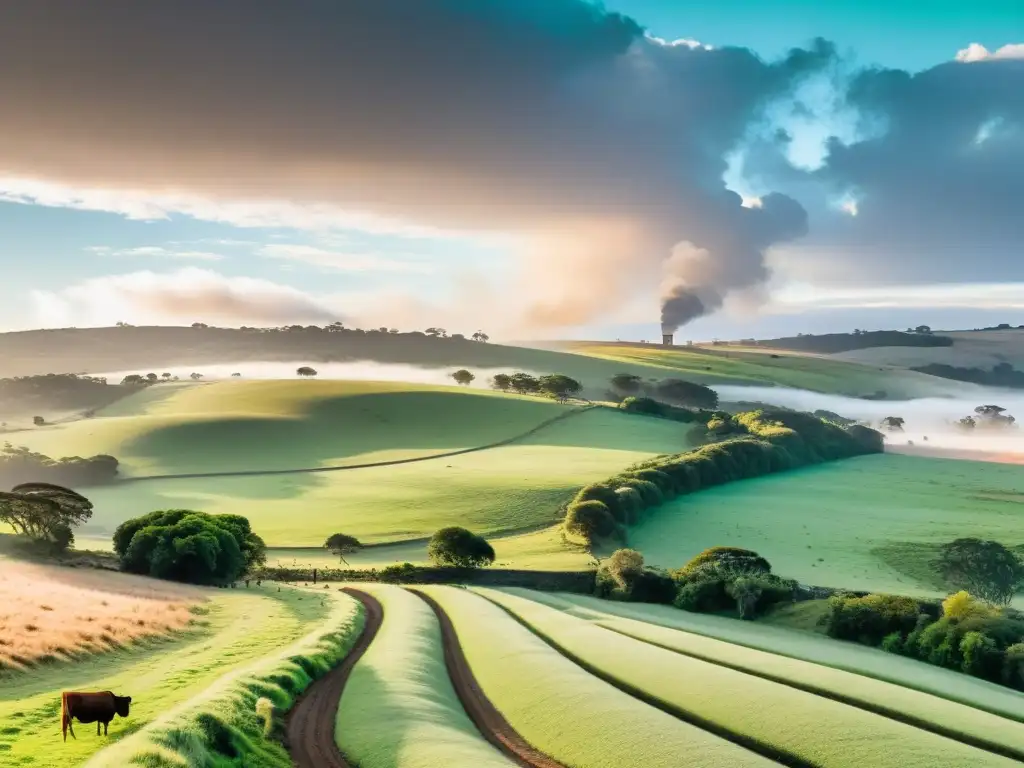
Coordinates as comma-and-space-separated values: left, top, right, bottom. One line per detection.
753, 330, 953, 355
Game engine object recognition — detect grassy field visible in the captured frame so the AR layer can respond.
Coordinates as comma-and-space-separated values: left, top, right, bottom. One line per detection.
420, 585, 770, 767
52, 400, 689, 548
627, 453, 1024, 597
0, 558, 202, 672
335, 584, 513, 768
0, 585, 330, 766
562, 342, 959, 398
86, 587, 364, 768
507, 591, 1024, 758
477, 589, 1017, 768
526, 591, 1024, 722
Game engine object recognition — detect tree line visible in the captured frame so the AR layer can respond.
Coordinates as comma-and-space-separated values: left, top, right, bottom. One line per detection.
448, 369, 584, 401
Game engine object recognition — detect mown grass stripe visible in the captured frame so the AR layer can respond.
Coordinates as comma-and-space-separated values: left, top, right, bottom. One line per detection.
476, 591, 807, 768
603, 624, 1024, 763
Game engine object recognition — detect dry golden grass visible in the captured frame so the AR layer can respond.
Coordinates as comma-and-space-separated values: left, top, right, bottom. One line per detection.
0, 560, 205, 672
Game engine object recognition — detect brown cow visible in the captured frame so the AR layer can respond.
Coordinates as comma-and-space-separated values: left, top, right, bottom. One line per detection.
61, 691, 132, 741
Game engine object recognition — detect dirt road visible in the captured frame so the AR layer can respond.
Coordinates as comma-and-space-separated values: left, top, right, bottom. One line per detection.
411, 588, 566, 768
287, 587, 384, 768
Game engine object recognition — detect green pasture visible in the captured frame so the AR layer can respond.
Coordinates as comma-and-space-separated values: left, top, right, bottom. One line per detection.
565, 342, 959, 397
529, 592, 1024, 722
16, 380, 575, 476
335, 584, 513, 768
509, 590, 1024, 759
477, 589, 1015, 768
420, 585, 770, 767
87, 588, 363, 768
628, 453, 1024, 597
0, 587, 330, 767
63, 405, 689, 548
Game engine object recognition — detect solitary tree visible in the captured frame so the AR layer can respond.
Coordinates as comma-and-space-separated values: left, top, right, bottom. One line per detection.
538, 374, 582, 402
491, 373, 512, 392
424, 327, 447, 338
296, 366, 318, 378
146, 373, 159, 383
934, 538, 1023, 605
610, 373, 642, 396
0, 482, 93, 551
161, 372, 172, 380
451, 369, 475, 386
880, 416, 905, 431
231, 372, 242, 378
324, 533, 363, 565
427, 527, 495, 568
32, 416, 45, 426
190, 372, 204, 380
915, 325, 932, 334
471, 331, 490, 343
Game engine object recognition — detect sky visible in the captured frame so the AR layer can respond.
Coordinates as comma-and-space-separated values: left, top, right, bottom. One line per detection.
0, 0, 1021, 342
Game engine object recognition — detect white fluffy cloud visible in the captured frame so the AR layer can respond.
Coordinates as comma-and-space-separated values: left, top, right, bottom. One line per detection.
32, 268, 341, 327
955, 43, 1024, 62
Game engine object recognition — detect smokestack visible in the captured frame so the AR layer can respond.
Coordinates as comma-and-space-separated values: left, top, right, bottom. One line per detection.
662, 333, 674, 346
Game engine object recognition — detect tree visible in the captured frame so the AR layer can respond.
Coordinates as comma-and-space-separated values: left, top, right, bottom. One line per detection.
427, 526, 495, 568
121, 374, 146, 385
161, 372, 172, 380
471, 331, 490, 343
654, 379, 719, 409
191, 322, 208, 329
324, 533, 363, 565
113, 509, 266, 585
146, 372, 158, 383
509, 372, 540, 394
958, 416, 976, 430
975, 405, 1007, 418
190, 372, 203, 380
605, 548, 645, 591
880, 416, 905, 431
0, 482, 92, 551
538, 374, 582, 402
677, 547, 771, 578
32, 415, 45, 426
563, 500, 616, 543
296, 366, 318, 378
231, 372, 242, 378
451, 369, 475, 386
915, 325, 932, 334
424, 327, 447, 338
934, 538, 1023, 606
610, 373, 642, 396
491, 373, 512, 391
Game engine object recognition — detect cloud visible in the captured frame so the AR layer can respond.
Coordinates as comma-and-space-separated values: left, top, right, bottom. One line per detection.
87, 245, 224, 261
32, 268, 340, 327
0, 0, 837, 331
257, 244, 434, 274
956, 43, 1024, 63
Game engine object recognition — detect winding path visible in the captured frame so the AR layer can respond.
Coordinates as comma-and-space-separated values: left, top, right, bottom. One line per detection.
120, 404, 595, 483
410, 588, 567, 768
287, 588, 384, 768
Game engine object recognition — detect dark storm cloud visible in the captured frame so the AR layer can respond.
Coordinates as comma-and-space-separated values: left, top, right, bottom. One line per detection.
0, 0, 832, 328
777, 57, 1024, 285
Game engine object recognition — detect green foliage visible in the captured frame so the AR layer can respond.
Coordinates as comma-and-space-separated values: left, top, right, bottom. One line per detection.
609, 373, 642, 396
573, 483, 625, 523
538, 374, 583, 401
379, 562, 418, 583
0, 442, 119, 487
450, 369, 476, 386
618, 396, 706, 423
1004, 643, 1024, 690
678, 546, 771, 578
426, 526, 495, 568
960, 631, 1002, 680
934, 538, 1024, 606
114, 509, 267, 585
324, 532, 363, 565
509, 372, 540, 394
0, 482, 92, 549
825, 593, 923, 645
880, 632, 904, 654
602, 548, 644, 591
564, 500, 617, 543
653, 379, 719, 409
491, 373, 512, 391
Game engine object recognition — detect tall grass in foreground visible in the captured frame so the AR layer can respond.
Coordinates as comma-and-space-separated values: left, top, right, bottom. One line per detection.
419, 585, 771, 767
85, 587, 363, 768
477, 588, 1018, 768
0, 560, 203, 672
336, 584, 514, 768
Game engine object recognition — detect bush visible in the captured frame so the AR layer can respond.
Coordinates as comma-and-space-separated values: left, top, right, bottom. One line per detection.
881, 632, 904, 654
378, 562, 418, 583
426, 526, 495, 568
677, 547, 771, 578
825, 593, 923, 645
1004, 643, 1024, 690
613, 486, 643, 524
654, 379, 719, 409
674, 577, 730, 613
564, 500, 617, 543
960, 631, 1003, 680
942, 590, 998, 620
114, 510, 266, 585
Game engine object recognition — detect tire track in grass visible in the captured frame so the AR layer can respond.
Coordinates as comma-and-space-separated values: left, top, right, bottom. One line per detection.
473, 593, 805, 768
600, 624, 1024, 763
287, 588, 384, 768
409, 588, 566, 768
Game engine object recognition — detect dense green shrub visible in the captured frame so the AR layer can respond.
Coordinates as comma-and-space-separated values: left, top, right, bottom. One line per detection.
426, 526, 495, 568
618, 396, 707, 423
825, 593, 922, 644
573, 483, 625, 523
677, 547, 771, 578
1004, 643, 1024, 690
674, 576, 730, 612
114, 509, 267, 585
880, 632, 904, 654
960, 631, 1003, 679
564, 500, 617, 543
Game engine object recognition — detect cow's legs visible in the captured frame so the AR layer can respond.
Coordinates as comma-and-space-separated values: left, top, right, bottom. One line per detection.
103, 721, 109, 735
97, 721, 101, 736
67, 717, 76, 740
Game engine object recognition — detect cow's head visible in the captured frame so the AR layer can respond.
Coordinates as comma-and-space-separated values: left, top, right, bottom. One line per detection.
114, 696, 132, 718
